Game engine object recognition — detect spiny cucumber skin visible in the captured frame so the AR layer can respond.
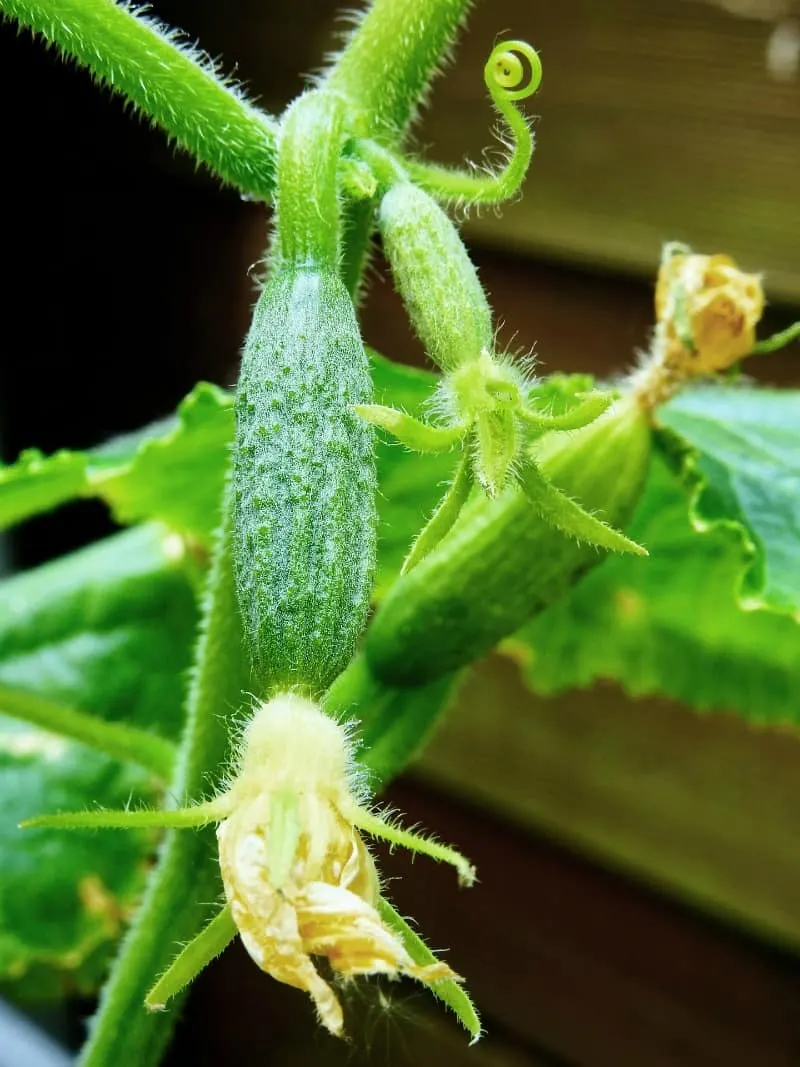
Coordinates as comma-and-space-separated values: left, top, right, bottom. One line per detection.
379, 183, 493, 372
233, 268, 376, 696
365, 401, 652, 685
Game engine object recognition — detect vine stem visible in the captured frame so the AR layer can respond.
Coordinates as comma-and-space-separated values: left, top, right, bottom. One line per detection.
325, 0, 474, 140
77, 496, 249, 1067
0, 0, 278, 199
277, 91, 346, 269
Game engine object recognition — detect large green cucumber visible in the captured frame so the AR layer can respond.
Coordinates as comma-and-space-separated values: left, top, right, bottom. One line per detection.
233, 267, 376, 696
364, 398, 651, 685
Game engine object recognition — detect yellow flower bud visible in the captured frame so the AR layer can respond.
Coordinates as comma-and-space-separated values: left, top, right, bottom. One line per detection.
655, 251, 764, 374
217, 693, 459, 1035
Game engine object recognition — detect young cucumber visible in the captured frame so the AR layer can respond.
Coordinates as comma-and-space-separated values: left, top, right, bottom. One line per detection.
364, 397, 651, 686
233, 266, 376, 696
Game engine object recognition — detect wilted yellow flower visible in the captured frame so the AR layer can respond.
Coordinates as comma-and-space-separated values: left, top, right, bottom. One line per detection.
655, 249, 764, 374
217, 693, 466, 1035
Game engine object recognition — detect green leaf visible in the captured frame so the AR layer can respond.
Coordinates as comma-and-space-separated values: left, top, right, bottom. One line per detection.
0, 450, 88, 530
0, 383, 233, 545
96, 384, 232, 542
659, 385, 800, 615
510, 449, 800, 726
0, 525, 198, 995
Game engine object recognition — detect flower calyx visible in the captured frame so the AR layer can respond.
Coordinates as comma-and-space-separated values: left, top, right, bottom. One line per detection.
357, 355, 632, 571
25, 693, 476, 1037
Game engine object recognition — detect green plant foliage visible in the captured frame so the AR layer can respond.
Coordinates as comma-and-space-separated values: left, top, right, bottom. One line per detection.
0, 358, 453, 594
659, 385, 800, 615
0, 383, 231, 544
511, 448, 800, 724
0, 525, 198, 994
3, 0, 800, 1060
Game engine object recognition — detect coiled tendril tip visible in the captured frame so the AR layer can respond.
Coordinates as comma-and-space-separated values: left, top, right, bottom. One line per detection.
485, 40, 542, 102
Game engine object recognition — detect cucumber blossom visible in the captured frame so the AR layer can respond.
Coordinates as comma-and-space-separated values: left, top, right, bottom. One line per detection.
364, 397, 651, 685
233, 267, 376, 696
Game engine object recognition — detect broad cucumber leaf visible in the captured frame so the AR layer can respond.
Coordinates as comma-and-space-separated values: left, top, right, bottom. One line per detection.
95, 386, 231, 541
510, 449, 800, 726
0, 525, 198, 995
659, 385, 800, 615
0, 383, 232, 545
0, 451, 88, 530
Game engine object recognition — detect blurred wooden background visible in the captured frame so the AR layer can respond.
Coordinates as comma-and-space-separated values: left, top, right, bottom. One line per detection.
1, 1, 800, 1064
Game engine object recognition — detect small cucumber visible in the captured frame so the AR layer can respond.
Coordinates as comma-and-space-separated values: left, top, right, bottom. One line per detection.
233, 266, 376, 696
364, 398, 651, 685
378, 182, 493, 372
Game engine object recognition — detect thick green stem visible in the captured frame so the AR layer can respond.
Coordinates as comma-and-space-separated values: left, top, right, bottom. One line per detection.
326, 0, 473, 140
1, 0, 278, 199
78, 498, 248, 1067
277, 91, 345, 269
0, 684, 175, 781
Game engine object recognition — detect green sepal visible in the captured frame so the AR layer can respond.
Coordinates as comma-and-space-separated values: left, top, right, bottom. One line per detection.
520, 391, 613, 434
377, 897, 481, 1044
402, 450, 474, 574
519, 458, 647, 557
145, 905, 237, 1012
355, 404, 465, 453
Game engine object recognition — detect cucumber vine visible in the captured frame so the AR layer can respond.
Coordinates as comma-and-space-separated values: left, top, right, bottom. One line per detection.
1, 1, 799, 1065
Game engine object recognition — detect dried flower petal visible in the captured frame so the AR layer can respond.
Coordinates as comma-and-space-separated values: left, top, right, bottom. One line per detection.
655, 251, 764, 373
217, 694, 462, 1034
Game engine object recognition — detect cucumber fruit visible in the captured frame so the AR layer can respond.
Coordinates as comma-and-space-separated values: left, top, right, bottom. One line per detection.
233, 267, 376, 696
364, 397, 651, 685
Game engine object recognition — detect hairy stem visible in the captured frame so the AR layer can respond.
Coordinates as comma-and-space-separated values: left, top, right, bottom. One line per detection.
78, 498, 248, 1067
1, 0, 278, 199
325, 0, 473, 140
277, 91, 345, 268
0, 684, 175, 781
339, 197, 377, 304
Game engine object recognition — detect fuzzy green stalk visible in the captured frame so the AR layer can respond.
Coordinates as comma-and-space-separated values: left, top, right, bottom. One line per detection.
326, 0, 473, 140
77, 499, 248, 1067
276, 91, 346, 270
0, 0, 278, 199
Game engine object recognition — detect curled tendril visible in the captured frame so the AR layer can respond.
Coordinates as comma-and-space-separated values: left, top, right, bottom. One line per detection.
485, 40, 543, 102
402, 39, 542, 208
